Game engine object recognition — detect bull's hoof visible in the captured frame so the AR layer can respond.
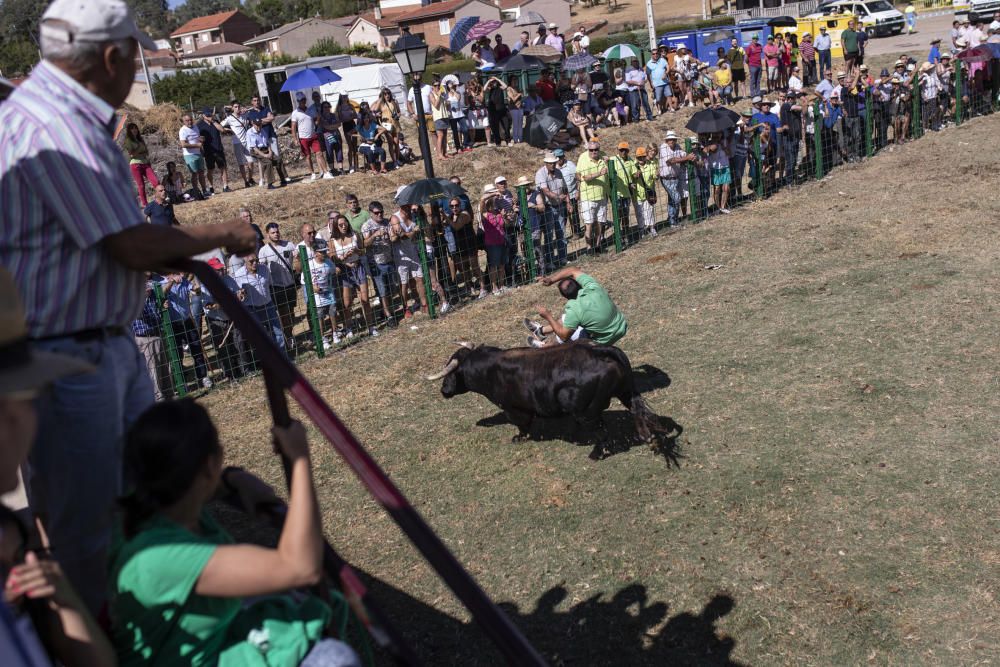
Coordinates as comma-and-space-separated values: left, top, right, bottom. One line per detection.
511, 433, 529, 443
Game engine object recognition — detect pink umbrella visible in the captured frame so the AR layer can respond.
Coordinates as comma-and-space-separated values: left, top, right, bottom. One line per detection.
468, 19, 502, 41
955, 45, 993, 63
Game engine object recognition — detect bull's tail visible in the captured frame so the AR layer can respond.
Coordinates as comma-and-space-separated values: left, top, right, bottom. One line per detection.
627, 394, 682, 444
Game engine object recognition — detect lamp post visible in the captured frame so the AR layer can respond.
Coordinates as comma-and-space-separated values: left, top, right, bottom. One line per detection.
392, 34, 434, 179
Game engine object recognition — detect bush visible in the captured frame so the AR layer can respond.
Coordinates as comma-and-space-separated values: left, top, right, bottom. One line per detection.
308, 37, 343, 58
425, 58, 476, 79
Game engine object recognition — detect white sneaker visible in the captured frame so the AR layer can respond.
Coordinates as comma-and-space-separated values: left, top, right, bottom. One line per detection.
346, 329, 354, 339
527, 335, 546, 348
322, 338, 332, 351
369, 327, 379, 337
478, 289, 488, 299
720, 208, 731, 214
439, 301, 451, 314
202, 377, 213, 389
310, 173, 319, 181
322, 172, 334, 180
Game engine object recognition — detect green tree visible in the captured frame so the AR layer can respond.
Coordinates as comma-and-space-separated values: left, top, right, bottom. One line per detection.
0, 38, 39, 77
251, 0, 286, 28
129, 0, 172, 39
306, 36, 342, 58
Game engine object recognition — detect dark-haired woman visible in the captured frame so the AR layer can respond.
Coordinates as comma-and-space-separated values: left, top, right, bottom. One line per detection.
123, 122, 159, 207
109, 400, 362, 667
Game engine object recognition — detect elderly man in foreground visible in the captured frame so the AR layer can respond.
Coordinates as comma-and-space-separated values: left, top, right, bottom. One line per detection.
0, 0, 257, 614
524, 267, 628, 348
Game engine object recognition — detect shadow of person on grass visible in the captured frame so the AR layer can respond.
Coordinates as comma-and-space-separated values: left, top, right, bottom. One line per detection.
360, 574, 744, 666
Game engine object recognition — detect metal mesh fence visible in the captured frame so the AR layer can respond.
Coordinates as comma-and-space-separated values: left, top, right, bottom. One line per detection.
140, 61, 997, 397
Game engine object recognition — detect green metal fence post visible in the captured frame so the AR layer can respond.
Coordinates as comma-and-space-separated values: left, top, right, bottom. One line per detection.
414, 208, 437, 318
752, 133, 763, 200
814, 100, 824, 179
955, 59, 963, 125
864, 93, 873, 158
515, 184, 538, 280
606, 161, 624, 252
154, 282, 187, 398
912, 79, 922, 139
684, 138, 698, 223
298, 246, 325, 357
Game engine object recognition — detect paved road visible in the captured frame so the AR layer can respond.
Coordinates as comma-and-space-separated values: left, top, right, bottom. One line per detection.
864, 11, 958, 57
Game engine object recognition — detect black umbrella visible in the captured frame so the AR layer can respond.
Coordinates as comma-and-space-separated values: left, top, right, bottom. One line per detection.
768, 15, 797, 27
395, 179, 466, 206
493, 53, 545, 72
685, 107, 737, 134
704, 29, 735, 44
524, 102, 567, 148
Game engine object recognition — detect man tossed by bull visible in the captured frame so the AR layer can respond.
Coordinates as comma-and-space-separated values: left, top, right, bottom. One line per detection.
524, 267, 627, 347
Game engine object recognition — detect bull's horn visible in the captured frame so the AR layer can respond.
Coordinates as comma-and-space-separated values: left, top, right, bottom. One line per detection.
426, 358, 459, 381
454, 340, 474, 349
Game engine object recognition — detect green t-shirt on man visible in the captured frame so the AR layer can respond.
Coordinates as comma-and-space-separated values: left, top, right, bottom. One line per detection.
109, 511, 331, 667
841, 28, 858, 55
346, 210, 369, 234
562, 273, 627, 345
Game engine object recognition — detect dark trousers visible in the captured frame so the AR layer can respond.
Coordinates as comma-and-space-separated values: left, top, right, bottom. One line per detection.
487, 108, 510, 145
803, 58, 816, 85
207, 316, 242, 380
818, 50, 832, 77
172, 316, 207, 380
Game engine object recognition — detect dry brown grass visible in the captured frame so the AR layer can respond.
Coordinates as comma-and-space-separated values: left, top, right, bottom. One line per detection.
198, 106, 1000, 665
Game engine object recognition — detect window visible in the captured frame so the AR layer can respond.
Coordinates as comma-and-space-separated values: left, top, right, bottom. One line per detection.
184, 36, 192, 44
215, 57, 224, 65
439, 18, 451, 35
201, 32, 211, 42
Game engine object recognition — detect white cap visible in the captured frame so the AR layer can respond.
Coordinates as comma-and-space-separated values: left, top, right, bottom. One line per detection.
494, 175, 508, 184
40, 0, 157, 52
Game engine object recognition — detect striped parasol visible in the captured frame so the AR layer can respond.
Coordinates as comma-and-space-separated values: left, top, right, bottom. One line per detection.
449, 16, 480, 52
519, 44, 562, 63
602, 43, 643, 61
468, 19, 502, 41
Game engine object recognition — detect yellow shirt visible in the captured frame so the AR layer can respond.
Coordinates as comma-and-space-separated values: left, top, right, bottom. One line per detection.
713, 68, 732, 87
576, 151, 608, 202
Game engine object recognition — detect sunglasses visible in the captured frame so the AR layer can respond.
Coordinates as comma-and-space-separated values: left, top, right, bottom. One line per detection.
371, 210, 384, 215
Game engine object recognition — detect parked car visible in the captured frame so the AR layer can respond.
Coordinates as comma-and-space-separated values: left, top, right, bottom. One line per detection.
965, 0, 1000, 23
808, 0, 906, 37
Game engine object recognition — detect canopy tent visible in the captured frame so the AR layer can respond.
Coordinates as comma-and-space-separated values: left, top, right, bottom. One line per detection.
316, 63, 407, 110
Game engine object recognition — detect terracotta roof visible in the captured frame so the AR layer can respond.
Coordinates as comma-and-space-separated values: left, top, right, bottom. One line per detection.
171, 10, 240, 37
498, 0, 521, 9
354, 9, 408, 30
178, 41, 251, 58
244, 17, 348, 45
394, 0, 471, 24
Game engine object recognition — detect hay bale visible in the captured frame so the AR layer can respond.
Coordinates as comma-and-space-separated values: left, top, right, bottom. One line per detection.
124, 102, 185, 141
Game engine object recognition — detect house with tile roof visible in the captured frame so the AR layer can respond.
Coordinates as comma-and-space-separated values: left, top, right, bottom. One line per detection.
178, 42, 253, 70
170, 9, 262, 57
244, 17, 355, 60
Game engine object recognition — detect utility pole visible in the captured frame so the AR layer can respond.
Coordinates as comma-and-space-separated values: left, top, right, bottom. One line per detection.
703, 0, 709, 20
645, 0, 657, 50
138, 44, 156, 106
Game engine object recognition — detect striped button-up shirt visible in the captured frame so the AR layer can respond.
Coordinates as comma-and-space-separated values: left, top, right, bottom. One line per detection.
658, 144, 688, 179
0, 61, 145, 338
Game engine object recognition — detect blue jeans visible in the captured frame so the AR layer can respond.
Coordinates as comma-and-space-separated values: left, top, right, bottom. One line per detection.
782, 138, 800, 183
510, 108, 524, 143
369, 259, 396, 304
749, 66, 762, 97
29, 333, 154, 614
359, 143, 385, 167
629, 89, 654, 121
730, 154, 747, 193
539, 205, 567, 271
660, 177, 681, 224
818, 50, 832, 77
250, 302, 286, 350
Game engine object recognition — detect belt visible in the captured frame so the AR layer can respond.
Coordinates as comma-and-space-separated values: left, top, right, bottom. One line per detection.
31, 325, 128, 343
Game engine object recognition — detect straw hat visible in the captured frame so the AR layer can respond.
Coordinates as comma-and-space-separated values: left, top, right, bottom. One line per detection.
0, 268, 93, 394
482, 183, 497, 195
514, 175, 533, 187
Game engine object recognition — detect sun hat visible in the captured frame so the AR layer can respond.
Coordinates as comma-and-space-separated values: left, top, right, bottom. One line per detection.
40, 0, 157, 52
880, 68, 890, 77
0, 268, 93, 395
891, 75, 902, 83
919, 62, 935, 72
930, 38, 941, 44
542, 152, 558, 163
955, 37, 967, 47
941, 52, 952, 59
482, 183, 498, 195
514, 175, 532, 187
836, 70, 846, 78
665, 130, 679, 139
740, 108, 753, 117
859, 64, 868, 71
547, 22, 557, 29
573, 32, 583, 39
635, 146, 647, 157
751, 95, 762, 104
689, 137, 700, 145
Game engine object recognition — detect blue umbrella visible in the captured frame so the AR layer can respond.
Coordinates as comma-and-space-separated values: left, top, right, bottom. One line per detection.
450, 16, 480, 53
279, 67, 342, 93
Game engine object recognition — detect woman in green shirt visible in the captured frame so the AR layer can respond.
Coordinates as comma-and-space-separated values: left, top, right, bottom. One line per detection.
109, 400, 361, 667
122, 122, 159, 208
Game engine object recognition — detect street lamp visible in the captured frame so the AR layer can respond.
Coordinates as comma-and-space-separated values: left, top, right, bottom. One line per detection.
392, 33, 434, 179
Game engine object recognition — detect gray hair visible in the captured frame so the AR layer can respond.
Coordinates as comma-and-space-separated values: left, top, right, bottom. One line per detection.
40, 21, 133, 72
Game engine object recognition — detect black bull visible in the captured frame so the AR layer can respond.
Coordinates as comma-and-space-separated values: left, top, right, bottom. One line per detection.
427, 342, 681, 446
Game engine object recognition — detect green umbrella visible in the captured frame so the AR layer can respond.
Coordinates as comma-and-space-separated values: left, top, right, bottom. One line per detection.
602, 43, 643, 61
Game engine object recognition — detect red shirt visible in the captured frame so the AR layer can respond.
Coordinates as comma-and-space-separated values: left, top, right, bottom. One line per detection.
763, 43, 780, 67
535, 79, 556, 101
745, 42, 763, 68
494, 44, 511, 61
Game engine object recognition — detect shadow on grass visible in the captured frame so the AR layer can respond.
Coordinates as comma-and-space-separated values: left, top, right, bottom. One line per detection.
361, 572, 744, 666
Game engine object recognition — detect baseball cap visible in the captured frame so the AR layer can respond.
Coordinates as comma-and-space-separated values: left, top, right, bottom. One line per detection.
201, 107, 213, 116
751, 35, 758, 39
40, 0, 157, 52
206, 258, 224, 270
819, 26, 827, 30
296, 92, 307, 101
0, 267, 93, 395
740, 108, 753, 117
617, 141, 629, 150
552, 148, 565, 157
635, 146, 647, 157
494, 176, 507, 184
313, 237, 328, 252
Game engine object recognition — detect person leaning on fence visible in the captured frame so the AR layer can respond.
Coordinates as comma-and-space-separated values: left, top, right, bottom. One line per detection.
444, 194, 487, 300
161, 271, 213, 390
110, 399, 363, 667
133, 274, 171, 401
525, 267, 628, 348
201, 258, 244, 382
632, 146, 658, 238
576, 140, 609, 253
307, 243, 341, 347
259, 223, 298, 354
232, 252, 287, 355
331, 214, 379, 337
607, 141, 638, 241
389, 200, 431, 318
704, 135, 732, 215
918, 62, 942, 132
731, 112, 751, 200
534, 153, 570, 273
360, 202, 398, 325
779, 91, 803, 186
658, 131, 693, 227
480, 184, 512, 296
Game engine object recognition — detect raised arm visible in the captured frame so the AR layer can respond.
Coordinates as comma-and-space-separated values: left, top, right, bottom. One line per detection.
103, 220, 258, 271
536, 265, 583, 286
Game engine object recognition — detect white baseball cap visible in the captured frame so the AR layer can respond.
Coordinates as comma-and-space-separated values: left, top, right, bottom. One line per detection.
40, 0, 157, 52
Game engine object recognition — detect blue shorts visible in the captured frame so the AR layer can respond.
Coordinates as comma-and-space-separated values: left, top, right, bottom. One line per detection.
654, 84, 672, 101
485, 244, 507, 268
183, 154, 205, 173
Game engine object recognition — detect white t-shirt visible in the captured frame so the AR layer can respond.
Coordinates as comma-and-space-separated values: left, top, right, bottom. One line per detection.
179, 124, 202, 156
290, 109, 316, 139
221, 113, 250, 146
258, 240, 297, 287
308, 257, 336, 307
788, 75, 803, 92
407, 84, 433, 114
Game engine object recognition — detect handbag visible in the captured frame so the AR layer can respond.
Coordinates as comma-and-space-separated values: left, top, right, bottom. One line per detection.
637, 165, 657, 205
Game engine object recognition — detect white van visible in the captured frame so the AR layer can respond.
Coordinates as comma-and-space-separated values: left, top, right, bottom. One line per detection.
809, 0, 906, 37
966, 0, 1000, 23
